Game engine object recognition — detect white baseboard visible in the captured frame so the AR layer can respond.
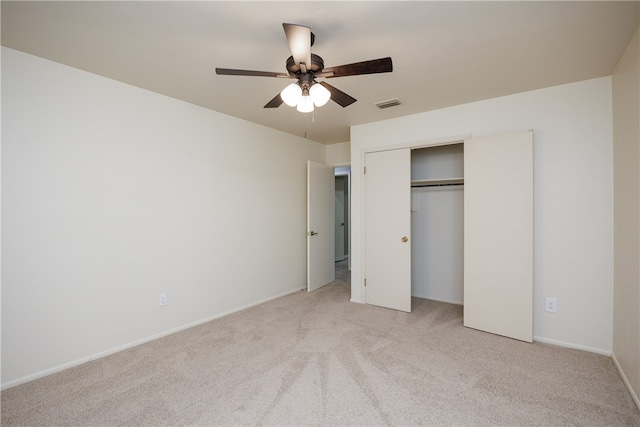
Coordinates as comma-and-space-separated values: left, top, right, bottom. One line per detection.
533, 335, 611, 356
1, 287, 303, 390
612, 352, 640, 411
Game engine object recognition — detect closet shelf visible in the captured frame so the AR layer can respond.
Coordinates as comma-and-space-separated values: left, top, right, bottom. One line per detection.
411, 177, 464, 188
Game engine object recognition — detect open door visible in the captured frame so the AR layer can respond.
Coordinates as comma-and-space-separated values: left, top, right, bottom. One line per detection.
464, 130, 533, 342
307, 161, 335, 292
364, 149, 411, 312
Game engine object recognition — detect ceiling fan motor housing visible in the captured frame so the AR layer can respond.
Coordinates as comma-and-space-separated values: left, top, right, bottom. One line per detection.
286, 53, 325, 75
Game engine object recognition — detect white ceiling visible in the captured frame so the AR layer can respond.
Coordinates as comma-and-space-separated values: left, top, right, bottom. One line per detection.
2, 1, 638, 144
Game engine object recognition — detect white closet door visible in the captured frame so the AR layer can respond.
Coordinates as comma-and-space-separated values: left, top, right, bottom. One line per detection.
464, 130, 533, 342
365, 148, 411, 312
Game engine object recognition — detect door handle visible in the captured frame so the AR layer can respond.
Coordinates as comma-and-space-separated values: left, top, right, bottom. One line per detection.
402, 236, 408, 242
308, 231, 318, 236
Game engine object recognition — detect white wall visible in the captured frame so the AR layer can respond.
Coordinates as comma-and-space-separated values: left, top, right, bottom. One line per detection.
612, 27, 640, 406
1, 48, 325, 387
351, 77, 614, 354
326, 141, 350, 166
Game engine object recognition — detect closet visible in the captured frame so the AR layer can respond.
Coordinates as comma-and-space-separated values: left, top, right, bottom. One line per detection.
411, 144, 464, 305
364, 130, 533, 342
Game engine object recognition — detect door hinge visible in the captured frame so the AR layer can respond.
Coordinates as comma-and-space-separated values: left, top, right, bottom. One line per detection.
364, 166, 366, 174
364, 278, 367, 286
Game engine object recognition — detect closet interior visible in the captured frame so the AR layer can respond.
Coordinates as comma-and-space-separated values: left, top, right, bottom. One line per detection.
411, 143, 464, 305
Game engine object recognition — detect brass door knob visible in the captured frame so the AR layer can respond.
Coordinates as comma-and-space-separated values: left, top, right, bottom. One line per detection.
402, 236, 408, 242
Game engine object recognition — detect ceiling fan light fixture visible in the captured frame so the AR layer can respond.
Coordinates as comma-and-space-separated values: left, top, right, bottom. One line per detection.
309, 83, 331, 107
296, 95, 314, 113
217, 23, 393, 114
281, 83, 302, 107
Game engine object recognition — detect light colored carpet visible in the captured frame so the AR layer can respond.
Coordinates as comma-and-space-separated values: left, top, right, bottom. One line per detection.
2, 277, 639, 426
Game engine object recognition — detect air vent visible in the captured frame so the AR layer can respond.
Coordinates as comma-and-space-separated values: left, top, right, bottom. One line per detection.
374, 98, 401, 109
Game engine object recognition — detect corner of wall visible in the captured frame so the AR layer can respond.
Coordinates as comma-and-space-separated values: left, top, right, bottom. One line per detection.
326, 141, 351, 166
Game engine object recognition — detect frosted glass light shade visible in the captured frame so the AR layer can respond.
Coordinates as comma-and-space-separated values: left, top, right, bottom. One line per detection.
296, 95, 314, 113
281, 83, 302, 107
310, 83, 331, 107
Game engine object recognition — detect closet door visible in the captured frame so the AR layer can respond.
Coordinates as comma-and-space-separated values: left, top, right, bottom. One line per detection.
365, 148, 411, 312
464, 130, 533, 342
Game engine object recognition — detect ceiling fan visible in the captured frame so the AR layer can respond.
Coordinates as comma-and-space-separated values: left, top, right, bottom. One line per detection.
215, 23, 393, 113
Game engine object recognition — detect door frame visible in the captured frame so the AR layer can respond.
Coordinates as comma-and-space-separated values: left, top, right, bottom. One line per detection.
334, 168, 351, 269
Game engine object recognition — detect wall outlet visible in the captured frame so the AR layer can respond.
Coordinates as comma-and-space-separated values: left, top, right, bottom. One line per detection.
159, 293, 168, 307
545, 297, 557, 313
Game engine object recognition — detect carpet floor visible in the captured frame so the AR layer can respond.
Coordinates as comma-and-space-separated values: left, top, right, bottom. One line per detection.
2, 277, 639, 426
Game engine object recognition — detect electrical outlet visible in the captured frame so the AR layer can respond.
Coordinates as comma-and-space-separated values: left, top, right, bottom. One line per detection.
545, 297, 557, 313
159, 293, 168, 307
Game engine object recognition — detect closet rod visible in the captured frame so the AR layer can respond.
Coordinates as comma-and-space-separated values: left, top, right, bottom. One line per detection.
411, 183, 464, 188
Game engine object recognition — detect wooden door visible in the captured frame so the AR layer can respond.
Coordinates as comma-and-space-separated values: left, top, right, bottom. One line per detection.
464, 130, 533, 342
365, 149, 411, 312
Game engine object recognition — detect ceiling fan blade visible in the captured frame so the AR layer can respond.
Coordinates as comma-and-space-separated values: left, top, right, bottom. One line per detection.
216, 68, 290, 78
323, 57, 393, 78
283, 23, 311, 73
319, 81, 356, 107
264, 93, 284, 108
313, 71, 335, 78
